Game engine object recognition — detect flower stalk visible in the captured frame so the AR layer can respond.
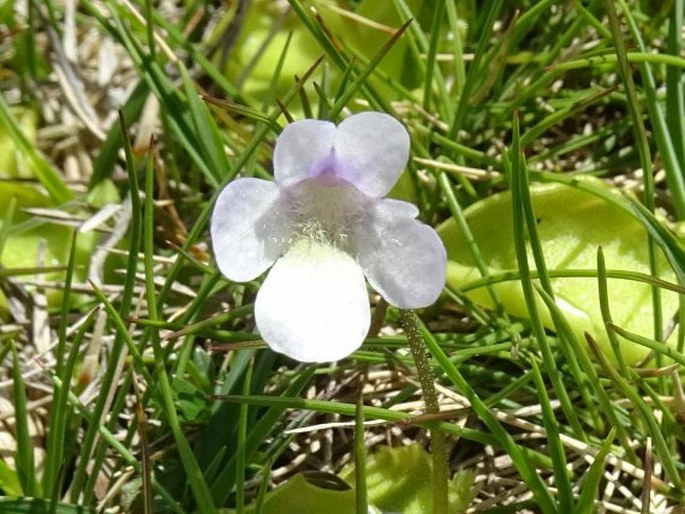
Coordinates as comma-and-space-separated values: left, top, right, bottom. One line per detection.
400, 309, 449, 514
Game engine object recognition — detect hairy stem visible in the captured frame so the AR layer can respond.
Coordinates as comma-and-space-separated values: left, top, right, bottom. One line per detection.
401, 310, 449, 514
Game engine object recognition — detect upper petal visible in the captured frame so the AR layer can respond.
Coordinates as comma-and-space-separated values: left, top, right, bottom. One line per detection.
273, 119, 337, 188
332, 112, 410, 197
354, 199, 446, 308
211, 178, 290, 282
255, 240, 370, 362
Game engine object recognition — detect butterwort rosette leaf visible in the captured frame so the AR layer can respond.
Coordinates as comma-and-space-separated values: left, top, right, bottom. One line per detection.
211, 112, 446, 362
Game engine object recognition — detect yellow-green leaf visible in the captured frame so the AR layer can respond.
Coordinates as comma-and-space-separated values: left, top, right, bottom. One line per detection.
438, 178, 680, 365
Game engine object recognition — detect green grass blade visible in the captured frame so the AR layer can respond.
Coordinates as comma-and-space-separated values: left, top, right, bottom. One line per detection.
50, 375, 185, 513
86, 283, 151, 382
145, 5, 241, 99
44, 306, 99, 504
287, 0, 346, 70
172, 272, 223, 375
0, 459, 23, 497
105, 3, 222, 186
530, 358, 574, 512
626, 196, 685, 284
0, 197, 18, 262
446, 0, 504, 140
0, 498, 95, 514
68, 112, 144, 502
533, 285, 636, 456
262, 30, 295, 111
615, 0, 685, 219
215, 393, 497, 444
585, 333, 681, 487
572, 0, 612, 41
510, 113, 584, 441
604, 0, 664, 353
548, 51, 685, 72
10, 340, 36, 496
235, 358, 254, 514
178, 64, 232, 179
143, 148, 217, 513
117, 110, 144, 317
88, 81, 149, 188
596, 247, 627, 367
132, 372, 153, 514
143, 0, 156, 61
422, 0, 451, 118
665, 0, 685, 169
509, 113, 573, 511
329, 19, 411, 117
573, 428, 617, 513
519, 87, 614, 148
74, 110, 150, 504
608, 323, 685, 368
254, 460, 272, 514
354, 377, 368, 514
54, 230, 78, 375
439, 172, 513, 328
208, 366, 315, 504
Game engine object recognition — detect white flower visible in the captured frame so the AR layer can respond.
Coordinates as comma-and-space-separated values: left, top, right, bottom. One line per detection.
210, 112, 446, 362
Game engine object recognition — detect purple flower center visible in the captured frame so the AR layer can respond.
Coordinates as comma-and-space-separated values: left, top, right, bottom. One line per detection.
310, 150, 349, 187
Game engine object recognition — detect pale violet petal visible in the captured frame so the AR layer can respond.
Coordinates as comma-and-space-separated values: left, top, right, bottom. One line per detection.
255, 240, 370, 362
332, 112, 410, 197
211, 178, 290, 282
355, 200, 446, 308
375, 198, 419, 219
274, 119, 337, 187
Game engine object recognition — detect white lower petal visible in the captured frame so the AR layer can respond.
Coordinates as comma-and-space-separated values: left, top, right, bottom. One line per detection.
211, 178, 290, 282
355, 199, 446, 309
255, 240, 370, 362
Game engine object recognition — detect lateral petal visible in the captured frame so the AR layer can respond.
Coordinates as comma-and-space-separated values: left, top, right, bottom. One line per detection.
210, 178, 290, 282
355, 199, 446, 308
